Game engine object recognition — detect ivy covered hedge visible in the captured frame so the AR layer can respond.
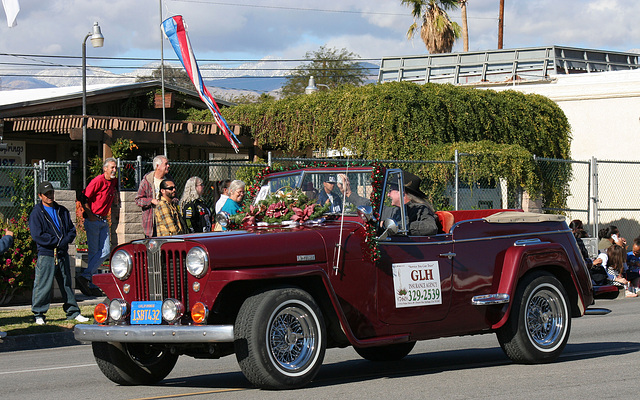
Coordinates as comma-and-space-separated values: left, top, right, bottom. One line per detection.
222, 81, 572, 211
222, 81, 570, 160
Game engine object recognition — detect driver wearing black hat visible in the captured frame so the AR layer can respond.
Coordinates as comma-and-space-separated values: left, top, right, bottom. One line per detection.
384, 171, 439, 236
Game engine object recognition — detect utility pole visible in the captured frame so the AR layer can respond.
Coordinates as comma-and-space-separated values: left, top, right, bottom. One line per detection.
498, 0, 505, 49
461, 1, 469, 52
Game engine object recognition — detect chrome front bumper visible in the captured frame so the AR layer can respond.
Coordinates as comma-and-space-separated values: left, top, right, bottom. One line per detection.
74, 324, 234, 343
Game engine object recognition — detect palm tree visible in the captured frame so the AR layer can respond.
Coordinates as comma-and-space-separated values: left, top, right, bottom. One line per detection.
402, 0, 461, 54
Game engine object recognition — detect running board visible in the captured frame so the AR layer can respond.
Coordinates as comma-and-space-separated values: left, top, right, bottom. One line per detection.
471, 293, 510, 305
584, 308, 612, 315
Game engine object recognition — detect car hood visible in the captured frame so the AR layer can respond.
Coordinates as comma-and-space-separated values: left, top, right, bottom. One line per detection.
185, 220, 365, 269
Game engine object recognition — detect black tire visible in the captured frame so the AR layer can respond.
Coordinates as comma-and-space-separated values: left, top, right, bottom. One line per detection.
234, 286, 327, 389
354, 341, 416, 362
496, 272, 571, 364
92, 341, 178, 385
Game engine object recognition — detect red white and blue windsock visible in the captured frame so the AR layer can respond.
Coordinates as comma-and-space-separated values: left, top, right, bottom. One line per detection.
162, 15, 241, 152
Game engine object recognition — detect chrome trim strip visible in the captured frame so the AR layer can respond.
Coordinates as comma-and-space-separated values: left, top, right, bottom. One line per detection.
74, 324, 234, 343
515, 238, 547, 246
471, 293, 510, 305
380, 229, 569, 247
453, 229, 569, 244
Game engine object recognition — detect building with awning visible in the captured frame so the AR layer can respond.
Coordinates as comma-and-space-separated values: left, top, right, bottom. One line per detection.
0, 80, 256, 189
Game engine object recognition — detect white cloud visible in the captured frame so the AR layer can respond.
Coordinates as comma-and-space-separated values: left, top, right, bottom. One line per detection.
2, 0, 640, 90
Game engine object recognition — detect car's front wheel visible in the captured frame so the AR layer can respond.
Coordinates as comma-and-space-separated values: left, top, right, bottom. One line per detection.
234, 286, 326, 389
92, 342, 178, 385
497, 272, 571, 364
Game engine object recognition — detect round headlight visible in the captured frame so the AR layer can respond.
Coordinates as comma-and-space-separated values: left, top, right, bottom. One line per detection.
186, 246, 209, 277
109, 299, 128, 322
162, 298, 184, 324
111, 250, 132, 280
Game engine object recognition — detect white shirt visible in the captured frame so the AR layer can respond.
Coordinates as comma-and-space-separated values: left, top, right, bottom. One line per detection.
215, 194, 229, 213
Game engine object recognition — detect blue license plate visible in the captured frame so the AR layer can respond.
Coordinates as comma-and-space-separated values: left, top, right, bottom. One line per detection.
130, 301, 162, 325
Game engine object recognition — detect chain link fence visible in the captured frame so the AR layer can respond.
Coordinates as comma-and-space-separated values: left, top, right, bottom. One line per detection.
4, 155, 639, 244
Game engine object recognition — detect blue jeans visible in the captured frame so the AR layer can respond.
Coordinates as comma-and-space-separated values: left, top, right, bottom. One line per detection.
83, 218, 111, 285
32, 254, 80, 319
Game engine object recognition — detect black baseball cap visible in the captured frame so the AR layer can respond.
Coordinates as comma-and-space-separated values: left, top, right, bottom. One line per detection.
38, 181, 54, 194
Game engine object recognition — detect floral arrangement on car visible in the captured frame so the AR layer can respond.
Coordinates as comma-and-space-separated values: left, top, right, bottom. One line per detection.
230, 188, 330, 228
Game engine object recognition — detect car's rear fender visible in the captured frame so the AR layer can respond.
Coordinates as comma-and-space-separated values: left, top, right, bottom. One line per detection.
490, 243, 584, 330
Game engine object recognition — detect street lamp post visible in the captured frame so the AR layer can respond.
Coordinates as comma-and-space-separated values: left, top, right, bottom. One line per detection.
82, 22, 104, 188
304, 76, 329, 94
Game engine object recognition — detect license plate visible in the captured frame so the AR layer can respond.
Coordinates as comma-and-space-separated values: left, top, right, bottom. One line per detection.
130, 301, 162, 325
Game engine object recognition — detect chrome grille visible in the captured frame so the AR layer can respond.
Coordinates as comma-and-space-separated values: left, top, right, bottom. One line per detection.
130, 240, 189, 307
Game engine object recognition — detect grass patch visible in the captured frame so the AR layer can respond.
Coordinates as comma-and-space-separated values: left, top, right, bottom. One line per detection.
0, 305, 95, 336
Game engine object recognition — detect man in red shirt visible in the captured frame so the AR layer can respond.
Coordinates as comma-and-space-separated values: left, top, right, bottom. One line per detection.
78, 158, 119, 296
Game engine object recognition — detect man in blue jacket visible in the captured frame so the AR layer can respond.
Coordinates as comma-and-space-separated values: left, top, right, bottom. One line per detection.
29, 181, 89, 325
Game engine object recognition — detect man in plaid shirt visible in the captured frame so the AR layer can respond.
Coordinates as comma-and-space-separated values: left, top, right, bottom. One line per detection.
154, 179, 186, 236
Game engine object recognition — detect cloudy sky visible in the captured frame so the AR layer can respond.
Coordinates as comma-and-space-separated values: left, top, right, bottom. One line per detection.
1, 0, 639, 85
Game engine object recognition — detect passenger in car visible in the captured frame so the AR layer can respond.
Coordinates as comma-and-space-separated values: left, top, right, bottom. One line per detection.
383, 171, 439, 236
317, 175, 342, 213
337, 173, 370, 208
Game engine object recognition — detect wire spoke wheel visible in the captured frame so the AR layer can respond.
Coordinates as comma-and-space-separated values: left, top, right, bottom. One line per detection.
497, 272, 571, 364
268, 304, 317, 373
525, 289, 566, 348
235, 286, 326, 389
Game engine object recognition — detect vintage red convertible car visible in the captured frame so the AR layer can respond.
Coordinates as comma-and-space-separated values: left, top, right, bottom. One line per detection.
75, 166, 612, 389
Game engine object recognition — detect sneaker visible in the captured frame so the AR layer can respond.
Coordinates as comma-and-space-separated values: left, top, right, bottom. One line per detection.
626, 290, 638, 298
35, 317, 46, 325
74, 314, 90, 323
75, 276, 92, 296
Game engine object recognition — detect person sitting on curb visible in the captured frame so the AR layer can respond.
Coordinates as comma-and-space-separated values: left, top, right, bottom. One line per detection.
29, 181, 90, 325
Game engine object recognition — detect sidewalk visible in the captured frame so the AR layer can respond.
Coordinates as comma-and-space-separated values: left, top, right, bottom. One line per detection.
0, 291, 102, 353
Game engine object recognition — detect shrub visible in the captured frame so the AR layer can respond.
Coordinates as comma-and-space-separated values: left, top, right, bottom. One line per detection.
0, 212, 37, 304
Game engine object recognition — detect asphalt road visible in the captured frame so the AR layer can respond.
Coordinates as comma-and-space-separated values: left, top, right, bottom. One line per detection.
1, 298, 637, 400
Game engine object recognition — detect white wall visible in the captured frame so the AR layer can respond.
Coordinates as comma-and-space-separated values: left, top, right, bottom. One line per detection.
487, 69, 640, 161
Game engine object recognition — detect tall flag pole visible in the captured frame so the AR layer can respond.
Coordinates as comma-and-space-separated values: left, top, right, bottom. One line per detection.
162, 15, 241, 153
159, 0, 167, 155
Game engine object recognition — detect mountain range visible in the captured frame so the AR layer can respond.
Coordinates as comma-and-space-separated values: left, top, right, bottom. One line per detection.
0, 59, 380, 100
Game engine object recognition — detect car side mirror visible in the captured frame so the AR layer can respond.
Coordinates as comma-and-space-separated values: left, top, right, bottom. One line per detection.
215, 211, 230, 228
378, 218, 398, 241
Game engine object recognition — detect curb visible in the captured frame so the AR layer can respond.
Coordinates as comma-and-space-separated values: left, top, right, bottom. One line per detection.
0, 294, 101, 353
0, 330, 87, 353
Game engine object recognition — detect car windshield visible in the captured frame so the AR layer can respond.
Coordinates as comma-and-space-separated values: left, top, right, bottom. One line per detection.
255, 170, 373, 215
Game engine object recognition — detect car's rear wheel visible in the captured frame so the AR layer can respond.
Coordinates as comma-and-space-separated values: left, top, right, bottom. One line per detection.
234, 286, 326, 389
354, 341, 416, 362
92, 341, 178, 385
497, 272, 571, 364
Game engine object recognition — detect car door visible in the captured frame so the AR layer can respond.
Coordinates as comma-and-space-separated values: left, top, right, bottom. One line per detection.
376, 169, 453, 324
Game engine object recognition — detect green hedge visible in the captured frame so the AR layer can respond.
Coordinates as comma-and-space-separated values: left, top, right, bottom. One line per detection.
222, 81, 570, 160
222, 81, 571, 211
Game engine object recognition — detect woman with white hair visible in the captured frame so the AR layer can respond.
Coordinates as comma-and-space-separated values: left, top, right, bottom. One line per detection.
179, 176, 212, 233
220, 179, 245, 216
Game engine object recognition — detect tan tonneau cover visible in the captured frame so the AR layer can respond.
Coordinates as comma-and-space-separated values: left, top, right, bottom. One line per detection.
484, 211, 565, 224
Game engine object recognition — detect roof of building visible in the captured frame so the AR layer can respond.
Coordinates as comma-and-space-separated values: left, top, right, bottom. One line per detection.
378, 45, 640, 86
0, 80, 234, 111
